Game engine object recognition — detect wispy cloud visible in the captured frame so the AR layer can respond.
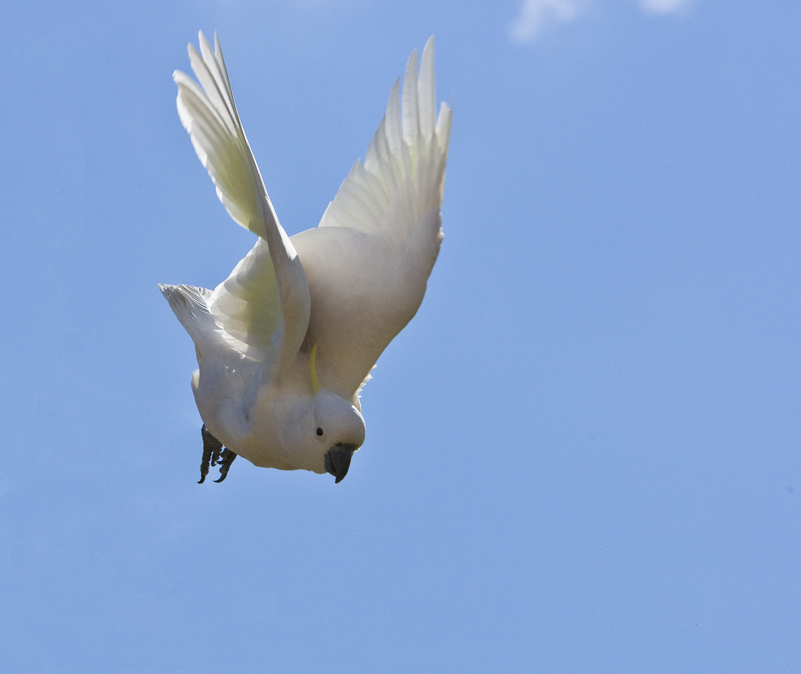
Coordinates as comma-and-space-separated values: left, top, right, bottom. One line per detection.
509, 0, 584, 44
638, 0, 693, 15
510, 0, 696, 45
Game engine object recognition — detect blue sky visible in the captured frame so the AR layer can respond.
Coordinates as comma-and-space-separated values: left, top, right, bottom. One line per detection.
2, 1, 800, 672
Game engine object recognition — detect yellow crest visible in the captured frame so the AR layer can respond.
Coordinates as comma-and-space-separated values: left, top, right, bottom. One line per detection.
310, 344, 322, 395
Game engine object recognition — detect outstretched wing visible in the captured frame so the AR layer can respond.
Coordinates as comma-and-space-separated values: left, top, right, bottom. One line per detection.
173, 32, 310, 374
318, 37, 451, 239
294, 37, 452, 397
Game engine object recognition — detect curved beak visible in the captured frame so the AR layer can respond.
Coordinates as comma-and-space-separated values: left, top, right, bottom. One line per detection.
325, 444, 357, 483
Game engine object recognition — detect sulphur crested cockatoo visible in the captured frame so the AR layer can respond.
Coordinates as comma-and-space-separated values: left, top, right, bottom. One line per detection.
160, 32, 451, 484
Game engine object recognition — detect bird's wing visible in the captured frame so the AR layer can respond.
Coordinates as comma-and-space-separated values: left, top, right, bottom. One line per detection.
174, 32, 310, 374
318, 37, 451, 240
295, 37, 451, 397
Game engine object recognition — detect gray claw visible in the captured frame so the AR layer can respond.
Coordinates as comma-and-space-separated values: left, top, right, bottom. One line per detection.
199, 425, 223, 484
214, 448, 237, 483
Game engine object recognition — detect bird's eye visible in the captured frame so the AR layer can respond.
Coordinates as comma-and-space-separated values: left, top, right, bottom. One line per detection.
316, 427, 324, 437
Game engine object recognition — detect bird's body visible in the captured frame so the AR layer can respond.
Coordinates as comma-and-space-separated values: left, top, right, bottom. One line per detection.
160, 32, 451, 482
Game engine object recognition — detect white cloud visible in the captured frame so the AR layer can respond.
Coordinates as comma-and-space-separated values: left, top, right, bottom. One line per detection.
509, 0, 584, 44
639, 0, 693, 15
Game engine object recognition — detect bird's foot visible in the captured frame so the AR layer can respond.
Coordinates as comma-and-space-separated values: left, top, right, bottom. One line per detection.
198, 425, 236, 484
214, 448, 237, 483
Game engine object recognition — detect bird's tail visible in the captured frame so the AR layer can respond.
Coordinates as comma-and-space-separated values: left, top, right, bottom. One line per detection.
159, 283, 265, 363
158, 283, 219, 347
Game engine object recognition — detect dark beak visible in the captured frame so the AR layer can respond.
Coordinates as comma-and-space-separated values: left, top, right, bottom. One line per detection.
325, 444, 357, 483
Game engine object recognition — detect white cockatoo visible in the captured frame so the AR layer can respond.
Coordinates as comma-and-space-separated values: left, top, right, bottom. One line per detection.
160, 32, 451, 484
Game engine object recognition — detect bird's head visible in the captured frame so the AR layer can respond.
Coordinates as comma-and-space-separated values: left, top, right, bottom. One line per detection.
304, 388, 365, 482
284, 344, 365, 482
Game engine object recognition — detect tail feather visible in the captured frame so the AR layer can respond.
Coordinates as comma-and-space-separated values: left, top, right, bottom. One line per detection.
159, 283, 262, 360
159, 283, 220, 347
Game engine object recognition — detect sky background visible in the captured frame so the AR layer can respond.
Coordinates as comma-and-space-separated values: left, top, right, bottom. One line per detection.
1, 0, 800, 672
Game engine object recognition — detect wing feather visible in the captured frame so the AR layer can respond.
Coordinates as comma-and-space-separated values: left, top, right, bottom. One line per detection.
384, 79, 403, 156
354, 161, 389, 209
417, 39, 436, 141
172, 32, 310, 374
319, 36, 451, 239
401, 50, 419, 146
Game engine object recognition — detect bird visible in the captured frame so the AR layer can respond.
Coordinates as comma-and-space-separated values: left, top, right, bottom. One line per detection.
159, 32, 451, 484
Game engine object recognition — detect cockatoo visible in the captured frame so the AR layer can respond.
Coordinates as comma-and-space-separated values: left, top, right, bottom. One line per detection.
160, 32, 451, 484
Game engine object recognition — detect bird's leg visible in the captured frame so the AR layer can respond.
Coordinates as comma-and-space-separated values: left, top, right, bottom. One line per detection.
210, 441, 223, 467
198, 425, 223, 484
214, 449, 237, 483
198, 425, 237, 484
